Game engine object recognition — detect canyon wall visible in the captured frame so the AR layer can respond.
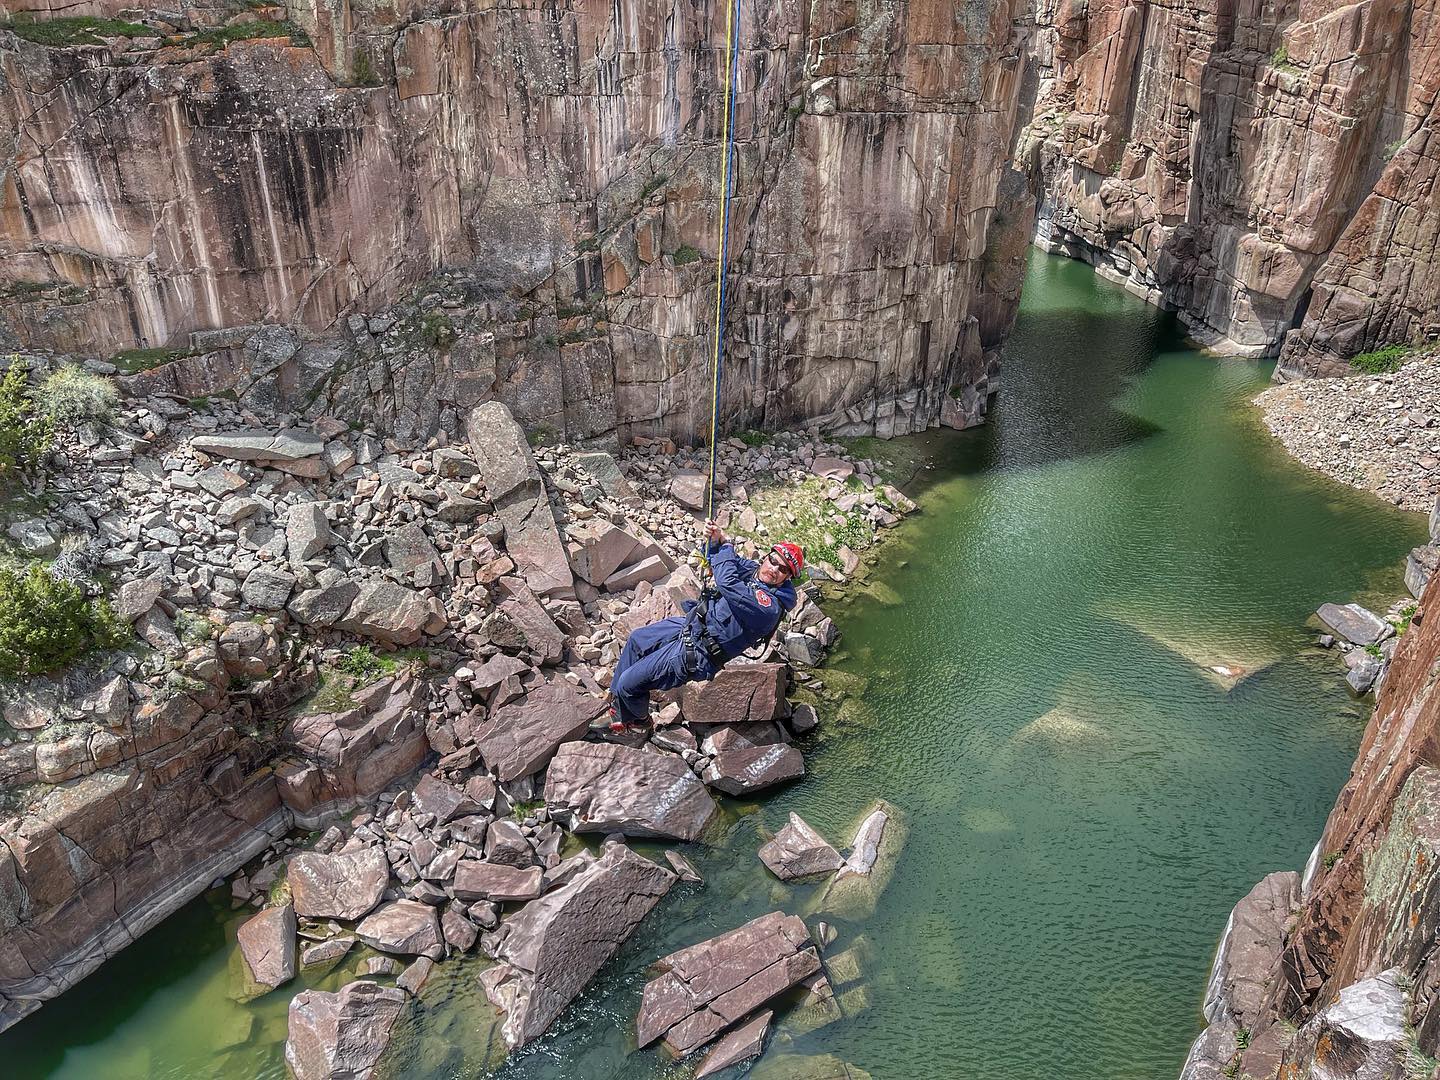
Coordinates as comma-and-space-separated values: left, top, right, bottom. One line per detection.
1181, 570, 1440, 1079
0, 0, 1037, 442
1022, 0, 1440, 376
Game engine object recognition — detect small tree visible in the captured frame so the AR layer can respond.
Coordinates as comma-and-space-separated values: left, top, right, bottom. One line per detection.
0, 363, 51, 489
0, 565, 126, 678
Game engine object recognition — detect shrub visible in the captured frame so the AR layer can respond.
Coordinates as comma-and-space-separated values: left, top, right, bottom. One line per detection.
35, 365, 117, 429
0, 364, 52, 489
1271, 45, 1297, 71
421, 312, 456, 348
335, 644, 397, 683
672, 245, 703, 266
0, 565, 127, 678
1351, 343, 1412, 374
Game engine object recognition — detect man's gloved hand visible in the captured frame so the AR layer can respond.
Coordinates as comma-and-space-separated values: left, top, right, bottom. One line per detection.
705, 519, 726, 547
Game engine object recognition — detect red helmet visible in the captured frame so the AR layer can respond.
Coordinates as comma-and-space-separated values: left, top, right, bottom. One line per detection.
771, 542, 804, 577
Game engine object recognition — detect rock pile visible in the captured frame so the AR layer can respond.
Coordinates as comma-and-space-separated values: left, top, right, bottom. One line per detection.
1257, 354, 1440, 511
0, 382, 917, 1061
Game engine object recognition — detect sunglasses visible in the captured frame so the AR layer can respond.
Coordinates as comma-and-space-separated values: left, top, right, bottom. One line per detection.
763, 551, 791, 573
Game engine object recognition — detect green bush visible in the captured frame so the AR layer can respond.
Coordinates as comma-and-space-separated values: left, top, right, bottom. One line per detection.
421, 312, 456, 348
1351, 343, 1412, 374
35, 365, 117, 429
672, 245, 703, 266
0, 565, 127, 678
0, 364, 52, 489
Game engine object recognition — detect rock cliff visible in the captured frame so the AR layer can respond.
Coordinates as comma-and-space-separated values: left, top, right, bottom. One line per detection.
1180, 568, 1440, 1078
1023, 0, 1440, 376
0, 0, 1036, 441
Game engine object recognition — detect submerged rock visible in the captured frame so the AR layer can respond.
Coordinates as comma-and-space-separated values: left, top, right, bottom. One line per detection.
808, 801, 907, 920
1316, 603, 1389, 647
481, 844, 676, 1047
637, 911, 820, 1056
236, 903, 297, 1000
759, 813, 844, 880
544, 741, 719, 841
285, 979, 408, 1080
696, 1008, 773, 1078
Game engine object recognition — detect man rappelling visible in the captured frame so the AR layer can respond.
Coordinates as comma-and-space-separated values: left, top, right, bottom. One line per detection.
596, 520, 804, 734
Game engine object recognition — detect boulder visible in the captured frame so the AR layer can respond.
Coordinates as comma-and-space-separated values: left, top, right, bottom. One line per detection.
759, 814, 844, 880
1347, 653, 1384, 695
285, 979, 407, 1080
544, 741, 719, 841
1278, 969, 1410, 1079
810, 456, 854, 481
288, 570, 360, 628
339, 580, 431, 645
493, 577, 566, 664
602, 554, 671, 592
637, 911, 820, 1056
567, 520, 640, 586
573, 451, 637, 500
470, 654, 530, 696
670, 472, 709, 511
300, 935, 355, 974
241, 566, 296, 610
485, 819, 535, 867
452, 861, 544, 901
1406, 544, 1440, 599
193, 429, 325, 462
696, 1009, 773, 1078
236, 903, 297, 999
465, 402, 574, 596
114, 578, 162, 623
480, 844, 675, 1047
287, 848, 390, 920
701, 745, 806, 796
411, 773, 481, 824
286, 502, 333, 563
1316, 603, 1388, 647
679, 664, 787, 724
355, 900, 444, 959
466, 679, 598, 782
386, 524, 445, 586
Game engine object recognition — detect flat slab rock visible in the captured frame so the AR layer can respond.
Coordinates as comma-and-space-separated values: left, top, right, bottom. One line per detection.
287, 848, 389, 921
192, 429, 324, 462
1316, 602, 1389, 647
759, 813, 844, 880
637, 911, 820, 1056
481, 844, 676, 1048
544, 740, 719, 841
679, 664, 787, 724
285, 979, 408, 1080
466, 679, 600, 782
696, 1008, 773, 1078
355, 899, 444, 960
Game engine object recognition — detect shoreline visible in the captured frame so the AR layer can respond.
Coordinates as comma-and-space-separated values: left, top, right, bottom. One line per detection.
0, 378, 927, 1076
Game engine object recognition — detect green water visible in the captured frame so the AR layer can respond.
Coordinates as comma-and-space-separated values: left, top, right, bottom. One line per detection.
4, 253, 1426, 1080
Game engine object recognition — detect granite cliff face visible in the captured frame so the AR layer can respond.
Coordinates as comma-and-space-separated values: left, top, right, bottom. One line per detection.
1022, 0, 1440, 376
0, 0, 1036, 441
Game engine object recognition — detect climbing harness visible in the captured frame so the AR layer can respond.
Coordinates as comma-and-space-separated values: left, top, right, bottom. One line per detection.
703, 0, 742, 529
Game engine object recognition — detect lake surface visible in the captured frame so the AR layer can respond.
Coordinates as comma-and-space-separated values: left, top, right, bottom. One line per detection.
3, 252, 1425, 1079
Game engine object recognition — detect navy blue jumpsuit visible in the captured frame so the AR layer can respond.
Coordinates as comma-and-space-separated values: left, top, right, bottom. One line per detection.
610, 540, 797, 723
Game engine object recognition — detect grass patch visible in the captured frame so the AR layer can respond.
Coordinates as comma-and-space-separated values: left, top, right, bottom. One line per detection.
1393, 604, 1419, 634
0, 564, 128, 678
335, 644, 400, 682
640, 173, 669, 200
109, 346, 200, 374
672, 244, 703, 266
526, 424, 558, 447
511, 799, 545, 819
0, 15, 150, 47
172, 19, 309, 52
174, 609, 216, 645
734, 429, 769, 448
734, 475, 875, 573
1351, 343, 1412, 374
1271, 45, 1298, 72
1323, 851, 1342, 870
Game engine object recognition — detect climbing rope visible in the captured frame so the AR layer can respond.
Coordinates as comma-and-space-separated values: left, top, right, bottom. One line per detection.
704, 0, 742, 527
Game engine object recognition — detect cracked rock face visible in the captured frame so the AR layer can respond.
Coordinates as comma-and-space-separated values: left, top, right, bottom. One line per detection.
480, 844, 675, 1048
463, 679, 599, 782
235, 903, 297, 1000
758, 814, 845, 881
1026, 0, 1440, 373
0, 0, 1033, 442
636, 911, 820, 1057
544, 741, 719, 842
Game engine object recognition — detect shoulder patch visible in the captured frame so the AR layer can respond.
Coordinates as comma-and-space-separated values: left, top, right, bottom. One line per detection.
754, 588, 773, 608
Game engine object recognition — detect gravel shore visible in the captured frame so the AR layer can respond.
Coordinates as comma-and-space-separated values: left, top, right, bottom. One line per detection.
1256, 353, 1440, 512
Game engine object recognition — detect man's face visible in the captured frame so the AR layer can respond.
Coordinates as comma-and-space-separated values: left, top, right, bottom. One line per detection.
757, 549, 792, 586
